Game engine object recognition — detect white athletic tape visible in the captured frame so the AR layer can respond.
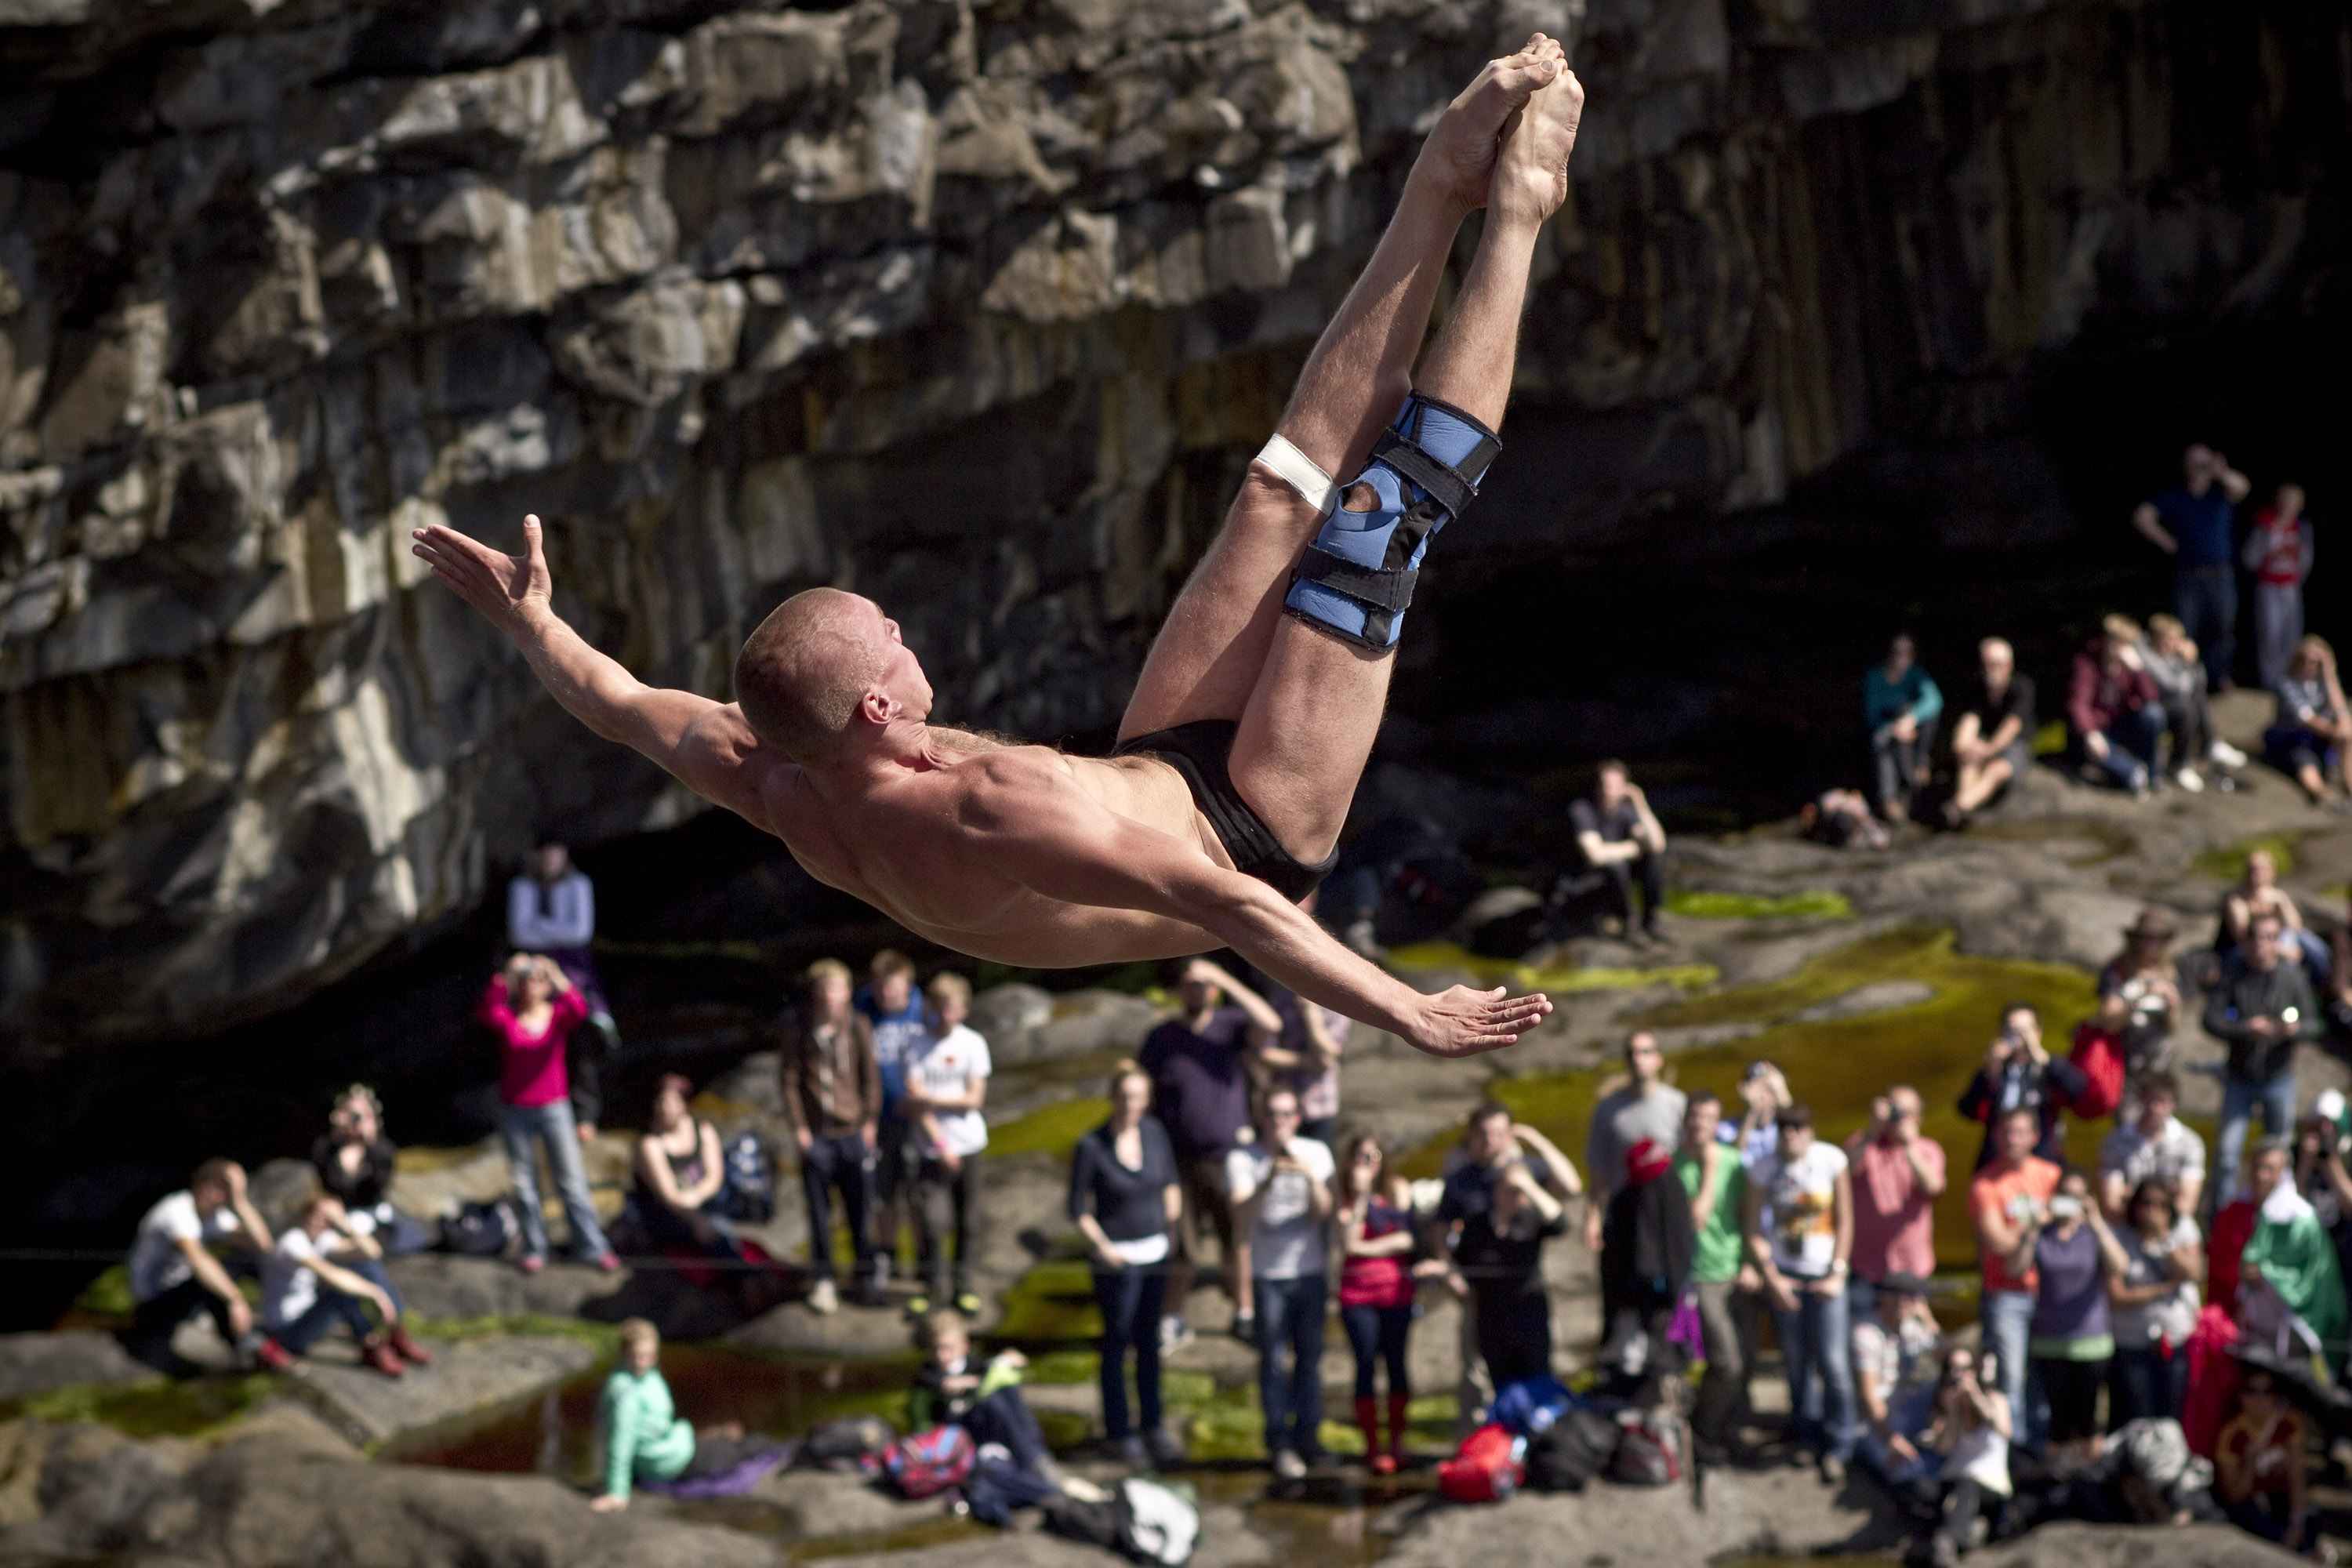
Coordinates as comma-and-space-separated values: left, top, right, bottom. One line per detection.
1254, 433, 1338, 520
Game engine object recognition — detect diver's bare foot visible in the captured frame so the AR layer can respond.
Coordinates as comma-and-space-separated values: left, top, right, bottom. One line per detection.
1414, 34, 1567, 213
1490, 63, 1585, 229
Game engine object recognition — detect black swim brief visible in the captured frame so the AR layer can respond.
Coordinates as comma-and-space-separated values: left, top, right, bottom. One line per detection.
1110, 720, 1336, 903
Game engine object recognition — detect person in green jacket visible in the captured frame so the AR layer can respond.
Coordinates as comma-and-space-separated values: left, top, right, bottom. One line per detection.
592, 1318, 782, 1510
2241, 1139, 2349, 1377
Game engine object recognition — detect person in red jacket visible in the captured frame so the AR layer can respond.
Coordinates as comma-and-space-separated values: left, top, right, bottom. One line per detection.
2067, 618, 2165, 797
2243, 484, 2314, 695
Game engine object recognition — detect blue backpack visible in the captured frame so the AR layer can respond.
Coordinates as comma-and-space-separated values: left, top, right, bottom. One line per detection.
1490, 1374, 1575, 1437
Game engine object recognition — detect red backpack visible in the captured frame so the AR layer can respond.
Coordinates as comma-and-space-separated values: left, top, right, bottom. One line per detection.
877, 1425, 976, 1499
2064, 1021, 2125, 1121
1437, 1422, 1524, 1504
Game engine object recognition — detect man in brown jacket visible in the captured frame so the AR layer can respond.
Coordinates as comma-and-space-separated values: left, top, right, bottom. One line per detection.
779, 957, 881, 1313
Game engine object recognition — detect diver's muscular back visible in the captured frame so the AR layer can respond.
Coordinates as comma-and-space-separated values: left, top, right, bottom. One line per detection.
760, 731, 1236, 967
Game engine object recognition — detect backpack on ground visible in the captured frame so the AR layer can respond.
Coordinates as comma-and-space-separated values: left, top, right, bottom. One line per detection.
1044, 1494, 1127, 1552
1114, 1476, 1200, 1566
802, 1414, 895, 1472
716, 1129, 778, 1223
1609, 1405, 1685, 1487
1437, 1422, 1525, 1504
1525, 1407, 1620, 1492
881, 1424, 976, 1499
1490, 1374, 1574, 1437
437, 1196, 521, 1258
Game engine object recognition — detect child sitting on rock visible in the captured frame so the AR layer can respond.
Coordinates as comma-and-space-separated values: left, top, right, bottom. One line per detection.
909, 1309, 1054, 1479
592, 1319, 786, 1511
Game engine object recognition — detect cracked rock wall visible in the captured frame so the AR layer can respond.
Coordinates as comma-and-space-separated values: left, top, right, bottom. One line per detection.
2, 0, 2343, 1045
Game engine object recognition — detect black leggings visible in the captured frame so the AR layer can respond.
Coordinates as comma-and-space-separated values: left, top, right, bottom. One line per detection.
2032, 1355, 2107, 1445
1341, 1304, 1412, 1400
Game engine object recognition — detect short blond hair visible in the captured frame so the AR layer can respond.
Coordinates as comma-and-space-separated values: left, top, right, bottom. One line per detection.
2147, 613, 2184, 639
805, 957, 853, 992
870, 949, 916, 982
923, 1307, 968, 1346
2101, 612, 2143, 642
618, 1318, 660, 1354
925, 971, 971, 1008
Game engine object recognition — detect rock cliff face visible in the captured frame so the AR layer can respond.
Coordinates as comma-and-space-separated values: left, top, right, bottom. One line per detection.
1, 0, 2344, 1045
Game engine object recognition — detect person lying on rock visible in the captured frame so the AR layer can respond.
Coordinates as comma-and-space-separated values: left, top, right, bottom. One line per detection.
410, 37, 1591, 1060
253, 1194, 431, 1378
592, 1318, 786, 1512
908, 1309, 1054, 1481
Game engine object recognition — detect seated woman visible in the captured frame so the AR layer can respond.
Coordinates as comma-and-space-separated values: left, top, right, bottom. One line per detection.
309, 1086, 434, 1256
624, 1074, 734, 1259
258, 1194, 431, 1377
593, 1318, 785, 1510
2265, 636, 2352, 808
1913, 1345, 2013, 1564
2214, 1370, 2314, 1553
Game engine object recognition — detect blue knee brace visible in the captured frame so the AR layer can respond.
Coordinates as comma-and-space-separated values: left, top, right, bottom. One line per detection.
1282, 394, 1501, 652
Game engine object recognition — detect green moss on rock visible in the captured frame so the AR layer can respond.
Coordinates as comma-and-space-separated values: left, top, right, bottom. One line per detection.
1664, 889, 1855, 920
2194, 832, 2303, 883
1388, 941, 1717, 995
989, 1098, 1110, 1161
11, 1372, 277, 1439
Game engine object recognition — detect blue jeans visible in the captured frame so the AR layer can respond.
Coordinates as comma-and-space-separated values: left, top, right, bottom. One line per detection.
2108, 1345, 2188, 1428
2083, 706, 2165, 791
2176, 564, 2236, 690
2218, 1069, 2298, 1206
1092, 1263, 1166, 1440
1341, 1303, 1412, 1400
274, 1257, 401, 1354
1771, 1282, 1855, 1461
1983, 1289, 2037, 1447
499, 1098, 608, 1258
1256, 1273, 1328, 1458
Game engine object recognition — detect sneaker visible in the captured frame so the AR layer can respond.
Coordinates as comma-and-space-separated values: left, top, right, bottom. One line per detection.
1230, 1312, 1256, 1347
1144, 1426, 1185, 1469
1114, 1436, 1150, 1470
954, 1292, 983, 1317
1341, 917, 1385, 961
1369, 1450, 1399, 1476
387, 1324, 435, 1367
905, 1295, 932, 1319
362, 1341, 407, 1379
808, 1278, 840, 1316
1272, 1449, 1307, 1481
2173, 766, 2205, 793
1159, 1316, 1193, 1355
517, 1253, 546, 1276
1818, 1453, 1846, 1486
252, 1338, 296, 1374
1929, 1530, 1960, 1568
2210, 739, 2249, 768
591, 1251, 621, 1274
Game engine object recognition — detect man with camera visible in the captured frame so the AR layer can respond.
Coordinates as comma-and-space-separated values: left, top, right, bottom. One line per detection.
1228, 1085, 1337, 1479
1957, 1004, 2087, 1171
2205, 910, 2324, 1205
1846, 1087, 1946, 1318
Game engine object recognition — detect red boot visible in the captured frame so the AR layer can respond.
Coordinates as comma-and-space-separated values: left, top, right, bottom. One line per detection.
1356, 1396, 1393, 1475
387, 1323, 435, 1367
362, 1340, 406, 1379
1386, 1392, 1413, 1473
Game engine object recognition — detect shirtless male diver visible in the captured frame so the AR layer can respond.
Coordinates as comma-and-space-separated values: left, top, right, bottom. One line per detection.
414, 38, 1584, 1059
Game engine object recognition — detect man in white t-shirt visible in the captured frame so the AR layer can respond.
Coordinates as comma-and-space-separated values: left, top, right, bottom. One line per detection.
1744, 1104, 1857, 1483
260, 1194, 433, 1377
123, 1158, 270, 1373
2097, 1070, 2207, 1221
903, 971, 993, 1318
1227, 1086, 1336, 1479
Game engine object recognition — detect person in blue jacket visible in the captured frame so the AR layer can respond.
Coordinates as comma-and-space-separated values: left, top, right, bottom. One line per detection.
1865, 633, 1944, 823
